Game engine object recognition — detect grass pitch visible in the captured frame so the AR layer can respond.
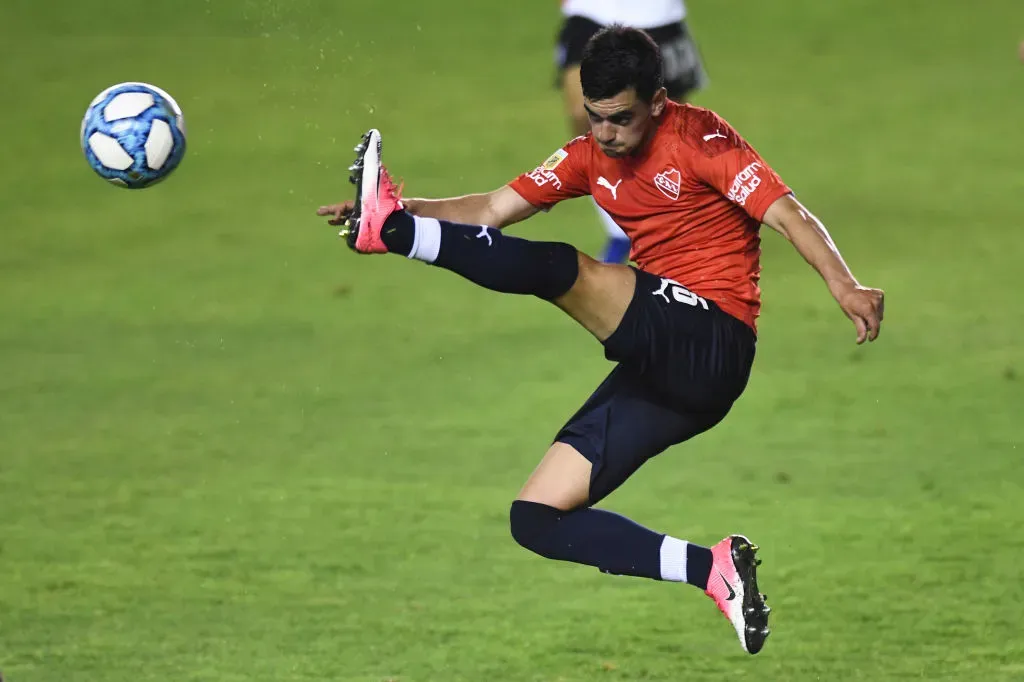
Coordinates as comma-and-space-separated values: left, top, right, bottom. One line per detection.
1, 0, 1023, 679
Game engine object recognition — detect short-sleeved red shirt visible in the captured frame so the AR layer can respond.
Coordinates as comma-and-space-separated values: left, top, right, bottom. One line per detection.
509, 101, 792, 332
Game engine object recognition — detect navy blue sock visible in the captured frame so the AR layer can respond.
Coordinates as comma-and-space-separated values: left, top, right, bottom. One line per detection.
381, 210, 579, 301
509, 500, 713, 587
380, 210, 416, 254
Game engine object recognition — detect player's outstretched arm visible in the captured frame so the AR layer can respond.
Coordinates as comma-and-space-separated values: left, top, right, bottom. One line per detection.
317, 186, 540, 231
402, 185, 540, 229
762, 194, 885, 344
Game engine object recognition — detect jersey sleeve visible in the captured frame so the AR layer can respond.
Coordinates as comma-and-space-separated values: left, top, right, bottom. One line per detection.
688, 115, 792, 222
507, 135, 591, 209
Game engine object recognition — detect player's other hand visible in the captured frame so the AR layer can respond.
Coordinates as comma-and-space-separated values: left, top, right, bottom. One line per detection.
834, 284, 885, 344
317, 200, 354, 226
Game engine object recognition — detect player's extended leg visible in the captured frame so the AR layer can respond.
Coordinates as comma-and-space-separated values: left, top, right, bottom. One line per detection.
334, 130, 770, 653
509, 365, 770, 654
341, 129, 635, 343
561, 64, 631, 264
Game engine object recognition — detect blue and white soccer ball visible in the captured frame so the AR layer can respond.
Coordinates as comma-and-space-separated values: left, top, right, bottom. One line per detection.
80, 82, 187, 189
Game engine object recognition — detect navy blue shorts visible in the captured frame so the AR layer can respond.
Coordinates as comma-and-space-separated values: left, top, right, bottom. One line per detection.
555, 268, 756, 504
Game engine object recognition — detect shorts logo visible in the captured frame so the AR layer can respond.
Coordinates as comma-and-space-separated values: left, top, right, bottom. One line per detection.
654, 167, 681, 200
652, 277, 709, 310
541, 149, 568, 171
526, 167, 563, 190
476, 226, 493, 246
726, 162, 763, 207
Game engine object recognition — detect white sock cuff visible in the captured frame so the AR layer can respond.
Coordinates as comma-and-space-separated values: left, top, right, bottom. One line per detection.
659, 535, 689, 583
408, 216, 442, 263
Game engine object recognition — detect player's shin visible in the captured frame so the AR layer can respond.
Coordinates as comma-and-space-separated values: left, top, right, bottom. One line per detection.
509, 501, 713, 586
381, 211, 579, 300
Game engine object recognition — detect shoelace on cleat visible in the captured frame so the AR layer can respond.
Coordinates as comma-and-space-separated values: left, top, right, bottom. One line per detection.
379, 166, 405, 200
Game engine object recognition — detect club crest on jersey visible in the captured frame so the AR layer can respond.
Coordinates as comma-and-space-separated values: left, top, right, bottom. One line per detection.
654, 167, 681, 201
541, 149, 568, 171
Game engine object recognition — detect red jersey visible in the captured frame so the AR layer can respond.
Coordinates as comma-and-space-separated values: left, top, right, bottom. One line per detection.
508, 102, 791, 332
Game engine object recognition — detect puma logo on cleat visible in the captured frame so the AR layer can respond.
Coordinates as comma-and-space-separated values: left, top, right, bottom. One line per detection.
476, 226, 493, 246
720, 572, 736, 601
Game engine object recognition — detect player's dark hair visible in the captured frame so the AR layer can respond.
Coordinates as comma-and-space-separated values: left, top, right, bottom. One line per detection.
580, 25, 664, 103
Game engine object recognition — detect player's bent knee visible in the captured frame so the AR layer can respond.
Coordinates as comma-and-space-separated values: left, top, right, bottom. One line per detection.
532, 241, 580, 301
509, 500, 561, 553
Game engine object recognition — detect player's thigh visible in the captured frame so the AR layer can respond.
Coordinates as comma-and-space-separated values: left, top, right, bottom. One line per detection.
554, 16, 602, 134
516, 441, 593, 511
561, 66, 589, 136
553, 253, 636, 342
552, 364, 728, 506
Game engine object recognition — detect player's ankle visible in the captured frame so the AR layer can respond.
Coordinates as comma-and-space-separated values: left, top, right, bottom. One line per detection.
380, 210, 415, 256
659, 536, 713, 589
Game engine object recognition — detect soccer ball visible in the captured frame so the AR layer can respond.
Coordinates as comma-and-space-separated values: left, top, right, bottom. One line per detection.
80, 82, 187, 189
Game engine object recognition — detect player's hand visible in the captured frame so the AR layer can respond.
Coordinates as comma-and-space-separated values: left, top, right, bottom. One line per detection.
316, 200, 355, 226
834, 284, 885, 344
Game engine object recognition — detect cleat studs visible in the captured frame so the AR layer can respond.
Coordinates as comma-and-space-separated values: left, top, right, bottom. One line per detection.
750, 543, 759, 551
755, 559, 763, 566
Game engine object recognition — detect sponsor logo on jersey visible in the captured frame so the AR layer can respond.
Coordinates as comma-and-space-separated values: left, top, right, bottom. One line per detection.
541, 149, 568, 171
527, 166, 563, 190
654, 167, 681, 200
726, 162, 763, 207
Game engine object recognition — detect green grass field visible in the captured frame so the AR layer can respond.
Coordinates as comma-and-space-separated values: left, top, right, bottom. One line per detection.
2, 1, 1024, 680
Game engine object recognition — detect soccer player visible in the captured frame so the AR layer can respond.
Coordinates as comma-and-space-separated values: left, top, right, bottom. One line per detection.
317, 26, 884, 654
555, 0, 707, 264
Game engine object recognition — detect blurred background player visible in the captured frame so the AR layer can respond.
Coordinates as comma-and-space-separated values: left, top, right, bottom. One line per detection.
555, 0, 707, 263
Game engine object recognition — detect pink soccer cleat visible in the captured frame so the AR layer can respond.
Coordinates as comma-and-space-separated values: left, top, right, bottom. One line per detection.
704, 534, 771, 654
340, 128, 404, 254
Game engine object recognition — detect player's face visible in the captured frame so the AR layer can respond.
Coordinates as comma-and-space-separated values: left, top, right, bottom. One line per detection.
584, 88, 667, 158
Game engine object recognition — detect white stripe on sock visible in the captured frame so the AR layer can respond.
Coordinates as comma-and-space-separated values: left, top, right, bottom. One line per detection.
660, 535, 689, 582
408, 216, 442, 263
407, 216, 421, 261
